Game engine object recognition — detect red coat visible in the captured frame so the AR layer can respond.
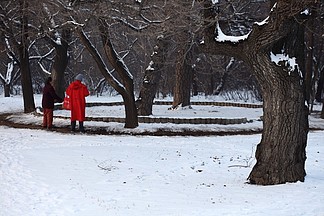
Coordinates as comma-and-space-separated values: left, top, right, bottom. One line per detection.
66, 80, 90, 121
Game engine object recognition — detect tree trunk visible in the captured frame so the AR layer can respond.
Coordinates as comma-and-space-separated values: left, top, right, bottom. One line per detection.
192, 71, 198, 96
137, 38, 165, 116
172, 46, 192, 109
4, 83, 10, 97
77, 28, 138, 128
101, 37, 138, 128
248, 53, 308, 185
19, 0, 35, 113
51, 29, 70, 99
315, 67, 324, 102
214, 57, 234, 95
304, 8, 315, 110
122, 92, 138, 128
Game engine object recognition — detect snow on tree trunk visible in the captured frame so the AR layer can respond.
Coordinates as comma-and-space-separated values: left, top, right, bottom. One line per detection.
137, 37, 165, 116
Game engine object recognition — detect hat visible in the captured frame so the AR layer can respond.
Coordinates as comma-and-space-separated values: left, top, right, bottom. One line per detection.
75, 74, 84, 81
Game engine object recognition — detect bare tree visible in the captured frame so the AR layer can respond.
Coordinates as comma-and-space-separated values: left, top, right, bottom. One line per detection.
0, 38, 21, 97
0, 0, 38, 112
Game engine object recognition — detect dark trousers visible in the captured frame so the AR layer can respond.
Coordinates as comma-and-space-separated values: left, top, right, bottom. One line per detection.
71, 121, 85, 132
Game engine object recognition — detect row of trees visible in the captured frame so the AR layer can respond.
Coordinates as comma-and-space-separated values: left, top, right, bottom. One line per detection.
0, 0, 323, 185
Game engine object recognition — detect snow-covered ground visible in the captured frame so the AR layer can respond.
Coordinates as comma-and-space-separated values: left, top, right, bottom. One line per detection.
1, 95, 324, 216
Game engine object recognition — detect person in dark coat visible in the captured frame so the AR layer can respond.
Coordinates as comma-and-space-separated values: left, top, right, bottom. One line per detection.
66, 74, 90, 133
42, 77, 63, 130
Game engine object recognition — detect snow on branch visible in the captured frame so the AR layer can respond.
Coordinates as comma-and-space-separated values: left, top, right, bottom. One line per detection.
146, 60, 154, 71
61, 20, 85, 28
215, 22, 251, 43
78, 29, 125, 92
114, 16, 148, 31
255, 16, 269, 26
38, 62, 51, 75
120, 38, 138, 60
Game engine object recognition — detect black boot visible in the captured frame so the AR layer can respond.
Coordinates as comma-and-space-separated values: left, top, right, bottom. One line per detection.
79, 121, 85, 133
71, 121, 76, 132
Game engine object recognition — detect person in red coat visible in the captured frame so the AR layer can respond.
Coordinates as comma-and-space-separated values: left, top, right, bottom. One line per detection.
66, 74, 90, 133
42, 77, 63, 130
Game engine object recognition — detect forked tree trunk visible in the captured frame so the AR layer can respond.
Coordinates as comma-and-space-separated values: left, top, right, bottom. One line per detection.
99, 19, 138, 128
102, 39, 138, 129
78, 28, 138, 128
248, 53, 308, 185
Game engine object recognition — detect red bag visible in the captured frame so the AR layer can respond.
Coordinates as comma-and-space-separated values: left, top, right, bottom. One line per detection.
63, 96, 71, 110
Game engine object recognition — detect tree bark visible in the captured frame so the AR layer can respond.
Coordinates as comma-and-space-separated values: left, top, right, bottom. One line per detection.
51, 29, 70, 99
304, 8, 316, 110
137, 37, 165, 116
19, 0, 35, 113
4, 83, 10, 97
315, 67, 324, 102
247, 53, 308, 185
77, 28, 138, 128
100, 34, 138, 129
172, 45, 192, 109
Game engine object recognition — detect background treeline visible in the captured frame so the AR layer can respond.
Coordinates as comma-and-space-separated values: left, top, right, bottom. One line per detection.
0, 0, 323, 106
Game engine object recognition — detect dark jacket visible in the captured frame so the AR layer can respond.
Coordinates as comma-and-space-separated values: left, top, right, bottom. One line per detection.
42, 83, 63, 109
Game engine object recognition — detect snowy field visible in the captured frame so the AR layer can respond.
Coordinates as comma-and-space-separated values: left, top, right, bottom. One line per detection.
1, 95, 324, 216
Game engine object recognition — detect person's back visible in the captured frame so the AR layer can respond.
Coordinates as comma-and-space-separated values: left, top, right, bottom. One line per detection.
66, 74, 89, 132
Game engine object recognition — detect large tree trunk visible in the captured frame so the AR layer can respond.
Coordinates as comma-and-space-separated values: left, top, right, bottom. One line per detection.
19, 44, 35, 113
248, 53, 308, 185
19, 0, 35, 113
201, 0, 313, 185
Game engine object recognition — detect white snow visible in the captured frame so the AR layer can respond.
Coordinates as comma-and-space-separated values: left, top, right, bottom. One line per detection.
215, 22, 251, 43
270, 52, 301, 76
255, 16, 269, 26
146, 60, 155, 71
1, 95, 324, 216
